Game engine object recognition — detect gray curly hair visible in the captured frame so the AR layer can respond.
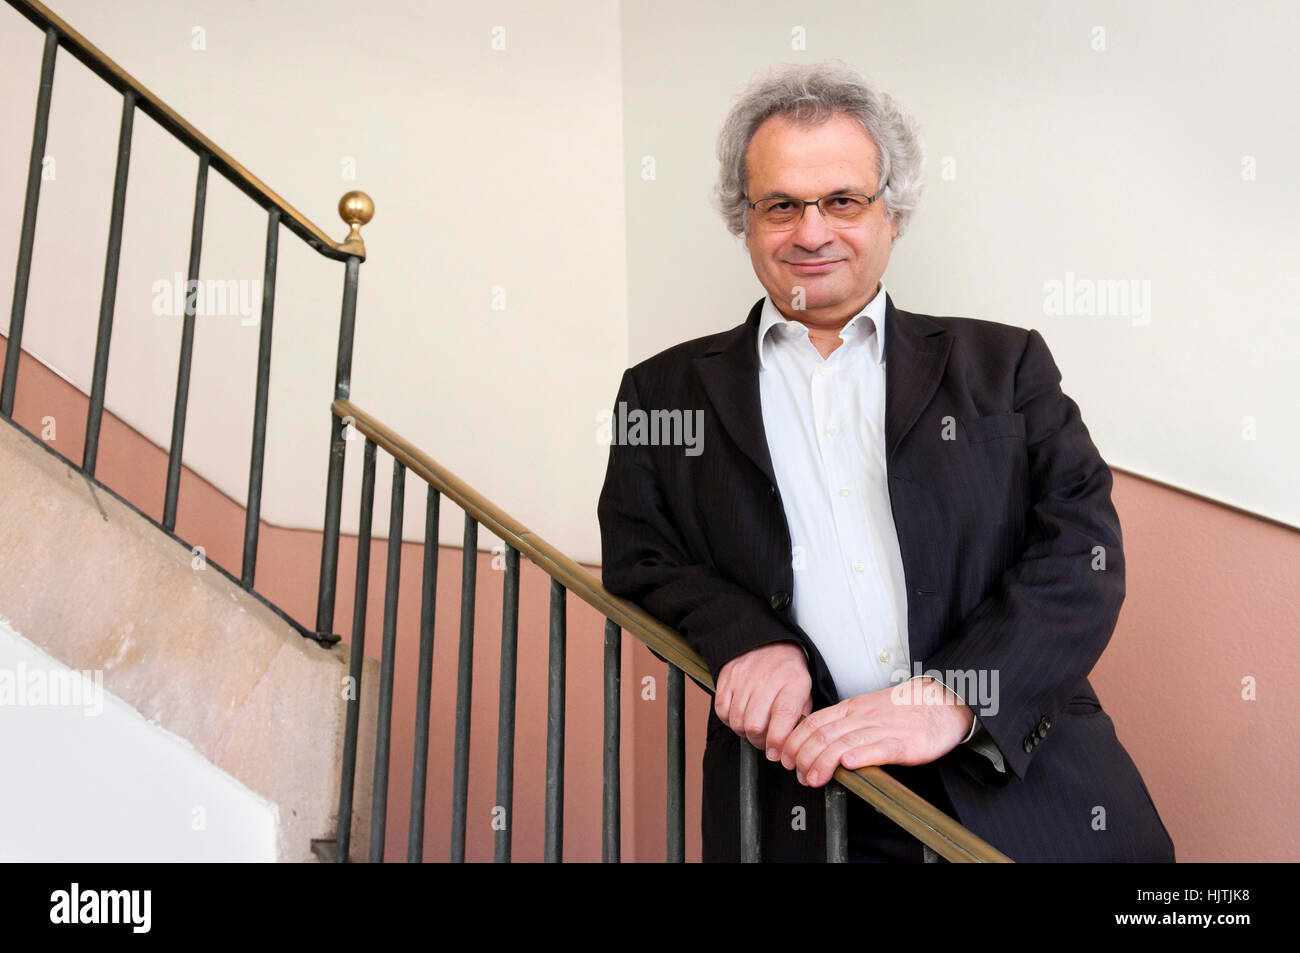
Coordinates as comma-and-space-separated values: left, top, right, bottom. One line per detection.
711, 61, 926, 240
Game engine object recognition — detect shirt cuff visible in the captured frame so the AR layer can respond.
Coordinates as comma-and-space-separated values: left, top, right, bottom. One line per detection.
965, 719, 1007, 774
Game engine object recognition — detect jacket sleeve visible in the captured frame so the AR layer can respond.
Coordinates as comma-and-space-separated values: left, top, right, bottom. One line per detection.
923, 328, 1125, 782
596, 366, 805, 683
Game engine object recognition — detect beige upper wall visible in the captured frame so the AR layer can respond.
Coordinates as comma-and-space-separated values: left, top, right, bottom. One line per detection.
621, 0, 1298, 528
0, 0, 627, 564
3, 1, 1295, 569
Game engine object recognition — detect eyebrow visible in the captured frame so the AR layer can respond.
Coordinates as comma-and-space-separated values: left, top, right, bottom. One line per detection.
754, 185, 864, 201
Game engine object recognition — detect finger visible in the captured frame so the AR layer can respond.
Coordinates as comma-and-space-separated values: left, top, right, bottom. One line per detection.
764, 684, 809, 759
740, 680, 781, 750
805, 730, 877, 787
840, 737, 906, 772
714, 678, 732, 724
726, 677, 754, 739
793, 715, 864, 780
780, 702, 843, 770
714, 658, 745, 723
779, 708, 819, 770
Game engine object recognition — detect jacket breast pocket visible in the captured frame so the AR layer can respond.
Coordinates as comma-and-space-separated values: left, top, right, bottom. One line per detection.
962, 411, 1026, 443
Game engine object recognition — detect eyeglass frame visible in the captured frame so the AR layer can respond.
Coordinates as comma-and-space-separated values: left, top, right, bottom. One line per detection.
745, 183, 888, 230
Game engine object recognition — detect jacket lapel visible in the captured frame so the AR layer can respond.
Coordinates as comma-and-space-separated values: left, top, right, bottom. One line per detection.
883, 295, 952, 462
691, 298, 778, 488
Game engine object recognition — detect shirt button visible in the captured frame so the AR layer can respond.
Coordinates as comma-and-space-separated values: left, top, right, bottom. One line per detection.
825, 426, 837, 436
852, 561, 866, 572
878, 650, 891, 663
818, 367, 831, 377
838, 488, 851, 497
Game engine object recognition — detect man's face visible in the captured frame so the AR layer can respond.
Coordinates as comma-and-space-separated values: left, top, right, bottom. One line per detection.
743, 112, 898, 325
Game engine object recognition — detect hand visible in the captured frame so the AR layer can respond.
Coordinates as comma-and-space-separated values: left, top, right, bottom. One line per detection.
714, 641, 812, 757
778, 677, 975, 787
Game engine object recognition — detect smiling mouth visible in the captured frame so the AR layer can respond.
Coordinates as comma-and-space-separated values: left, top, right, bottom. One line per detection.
787, 259, 842, 270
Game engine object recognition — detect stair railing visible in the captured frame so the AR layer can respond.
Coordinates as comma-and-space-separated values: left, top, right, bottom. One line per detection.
316, 398, 1011, 864
3, 0, 366, 646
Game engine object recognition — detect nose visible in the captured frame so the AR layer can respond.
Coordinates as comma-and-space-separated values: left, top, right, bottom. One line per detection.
789, 202, 835, 252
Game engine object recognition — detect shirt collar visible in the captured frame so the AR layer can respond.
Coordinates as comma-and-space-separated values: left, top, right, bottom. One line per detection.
756, 281, 887, 370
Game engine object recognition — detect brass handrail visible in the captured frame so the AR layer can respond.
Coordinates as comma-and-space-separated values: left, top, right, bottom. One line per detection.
332, 397, 1013, 863
8, 0, 365, 260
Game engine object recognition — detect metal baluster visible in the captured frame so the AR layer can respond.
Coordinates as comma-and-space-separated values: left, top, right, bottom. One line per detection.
368, 458, 405, 861
2, 27, 58, 419
543, 578, 566, 862
334, 438, 376, 862
240, 207, 280, 587
315, 255, 361, 640
740, 740, 761, 862
162, 150, 209, 531
666, 663, 685, 862
825, 783, 848, 863
493, 544, 520, 863
602, 619, 621, 862
82, 89, 136, 476
449, 514, 478, 861
407, 485, 439, 862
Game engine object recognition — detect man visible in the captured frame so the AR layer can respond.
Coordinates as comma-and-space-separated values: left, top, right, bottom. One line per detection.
597, 62, 1174, 862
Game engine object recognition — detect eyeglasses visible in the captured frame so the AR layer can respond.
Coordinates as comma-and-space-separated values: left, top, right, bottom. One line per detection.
746, 185, 886, 231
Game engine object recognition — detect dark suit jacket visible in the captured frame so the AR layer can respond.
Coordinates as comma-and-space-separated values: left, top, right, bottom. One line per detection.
597, 292, 1176, 862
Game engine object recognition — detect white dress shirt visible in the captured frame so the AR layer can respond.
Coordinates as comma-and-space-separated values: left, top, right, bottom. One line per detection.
756, 281, 1005, 776
757, 282, 910, 699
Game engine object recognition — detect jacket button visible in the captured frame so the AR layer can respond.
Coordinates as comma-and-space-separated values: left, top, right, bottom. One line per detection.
1036, 725, 1047, 740
769, 484, 779, 499
1022, 737, 1034, 754
770, 590, 791, 611
1040, 715, 1052, 731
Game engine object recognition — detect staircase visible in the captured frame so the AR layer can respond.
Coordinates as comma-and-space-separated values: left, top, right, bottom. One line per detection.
0, 410, 379, 860
0, 0, 1007, 862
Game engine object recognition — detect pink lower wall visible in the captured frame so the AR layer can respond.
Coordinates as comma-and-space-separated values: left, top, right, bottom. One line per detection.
1094, 477, 1299, 861
4, 336, 1296, 861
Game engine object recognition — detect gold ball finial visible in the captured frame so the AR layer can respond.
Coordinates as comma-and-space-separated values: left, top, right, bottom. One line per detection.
337, 190, 374, 253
